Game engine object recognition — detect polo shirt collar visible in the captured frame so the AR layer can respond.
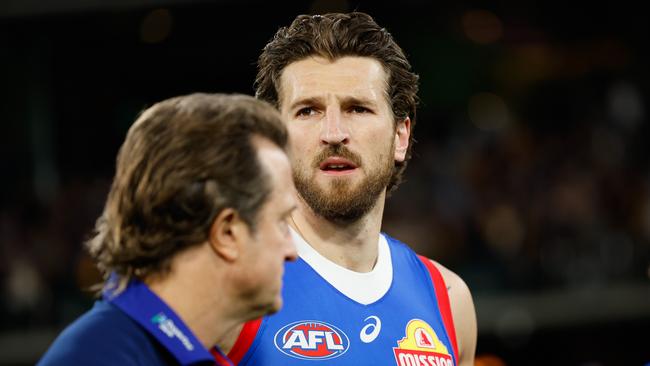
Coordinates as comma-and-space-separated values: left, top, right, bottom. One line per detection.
103, 276, 232, 366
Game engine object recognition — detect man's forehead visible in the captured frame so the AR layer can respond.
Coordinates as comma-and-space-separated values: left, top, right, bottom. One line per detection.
278, 56, 389, 106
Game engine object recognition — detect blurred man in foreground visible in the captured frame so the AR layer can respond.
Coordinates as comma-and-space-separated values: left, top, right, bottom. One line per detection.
39, 93, 297, 366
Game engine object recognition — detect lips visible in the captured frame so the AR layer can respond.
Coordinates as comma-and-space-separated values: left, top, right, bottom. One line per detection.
319, 157, 358, 172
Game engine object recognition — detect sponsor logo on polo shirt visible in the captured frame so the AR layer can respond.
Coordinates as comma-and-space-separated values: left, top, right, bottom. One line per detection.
151, 313, 194, 351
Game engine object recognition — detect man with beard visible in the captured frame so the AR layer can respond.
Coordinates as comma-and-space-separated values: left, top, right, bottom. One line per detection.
224, 13, 477, 366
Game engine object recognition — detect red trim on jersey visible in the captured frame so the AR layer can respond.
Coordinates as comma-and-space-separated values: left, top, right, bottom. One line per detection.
417, 255, 459, 364
227, 318, 263, 365
210, 347, 234, 366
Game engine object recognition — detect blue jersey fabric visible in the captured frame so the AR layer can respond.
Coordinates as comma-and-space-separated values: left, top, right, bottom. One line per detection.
237, 235, 456, 366
38, 278, 230, 366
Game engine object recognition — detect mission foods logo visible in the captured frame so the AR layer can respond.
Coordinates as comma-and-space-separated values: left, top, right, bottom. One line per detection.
274, 320, 350, 360
151, 313, 194, 351
393, 319, 453, 366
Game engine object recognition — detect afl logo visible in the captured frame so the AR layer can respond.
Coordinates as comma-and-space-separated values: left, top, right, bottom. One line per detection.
274, 320, 350, 360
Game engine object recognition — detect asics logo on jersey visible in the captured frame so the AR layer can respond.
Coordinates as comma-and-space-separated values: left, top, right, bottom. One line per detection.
274, 320, 349, 360
360, 315, 382, 343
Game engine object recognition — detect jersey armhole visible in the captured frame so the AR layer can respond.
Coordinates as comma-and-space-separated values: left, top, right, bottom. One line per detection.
226, 317, 263, 365
417, 255, 460, 364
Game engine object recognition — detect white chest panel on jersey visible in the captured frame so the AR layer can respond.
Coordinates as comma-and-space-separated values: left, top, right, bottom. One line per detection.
290, 228, 393, 305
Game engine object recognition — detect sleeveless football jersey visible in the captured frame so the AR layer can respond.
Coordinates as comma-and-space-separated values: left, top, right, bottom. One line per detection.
228, 230, 458, 366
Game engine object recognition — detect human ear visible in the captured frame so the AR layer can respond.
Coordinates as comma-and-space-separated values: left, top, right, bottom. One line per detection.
208, 208, 250, 262
394, 117, 411, 162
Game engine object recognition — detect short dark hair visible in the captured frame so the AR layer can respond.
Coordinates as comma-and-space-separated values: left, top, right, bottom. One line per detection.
255, 12, 419, 191
86, 93, 287, 286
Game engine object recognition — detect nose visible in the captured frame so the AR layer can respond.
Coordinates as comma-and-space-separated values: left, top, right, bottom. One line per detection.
320, 107, 349, 145
285, 236, 298, 262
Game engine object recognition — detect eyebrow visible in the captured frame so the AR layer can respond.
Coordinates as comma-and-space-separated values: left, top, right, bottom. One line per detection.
288, 95, 377, 111
287, 97, 322, 111
284, 205, 298, 216
340, 96, 376, 108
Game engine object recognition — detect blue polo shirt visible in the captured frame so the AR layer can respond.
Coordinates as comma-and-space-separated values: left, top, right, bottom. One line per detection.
38, 278, 232, 366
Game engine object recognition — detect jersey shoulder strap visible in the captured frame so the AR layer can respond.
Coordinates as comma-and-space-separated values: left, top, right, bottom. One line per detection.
417, 255, 459, 363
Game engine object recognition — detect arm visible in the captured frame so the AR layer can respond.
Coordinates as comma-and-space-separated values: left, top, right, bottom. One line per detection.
433, 260, 477, 366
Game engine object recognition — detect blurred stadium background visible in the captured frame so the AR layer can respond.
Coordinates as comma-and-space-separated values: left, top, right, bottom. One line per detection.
1, 0, 649, 365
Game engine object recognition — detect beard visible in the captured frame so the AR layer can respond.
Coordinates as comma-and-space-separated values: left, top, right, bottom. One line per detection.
293, 143, 394, 223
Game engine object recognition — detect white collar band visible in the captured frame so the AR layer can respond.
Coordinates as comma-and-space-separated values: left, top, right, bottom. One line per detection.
290, 227, 393, 305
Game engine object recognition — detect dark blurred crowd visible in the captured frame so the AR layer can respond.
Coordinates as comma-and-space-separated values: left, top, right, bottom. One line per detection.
385, 77, 650, 294
2, 77, 648, 333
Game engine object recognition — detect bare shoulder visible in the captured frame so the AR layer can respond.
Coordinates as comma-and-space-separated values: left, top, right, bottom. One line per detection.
430, 260, 477, 366
431, 261, 468, 295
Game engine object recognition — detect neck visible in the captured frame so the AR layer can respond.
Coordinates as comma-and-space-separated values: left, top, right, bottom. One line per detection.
145, 244, 245, 351
290, 191, 386, 272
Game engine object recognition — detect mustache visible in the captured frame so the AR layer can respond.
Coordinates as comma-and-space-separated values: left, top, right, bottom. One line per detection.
311, 145, 362, 168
